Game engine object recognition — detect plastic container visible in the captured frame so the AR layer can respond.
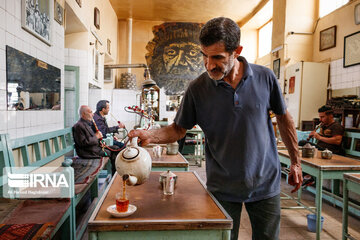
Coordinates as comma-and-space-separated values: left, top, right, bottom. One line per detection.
307, 214, 324, 232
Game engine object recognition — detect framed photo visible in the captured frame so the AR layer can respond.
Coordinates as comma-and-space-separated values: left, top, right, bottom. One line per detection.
355, 3, 360, 25
319, 26, 336, 51
344, 31, 360, 68
21, 0, 52, 45
54, 1, 63, 25
75, 0, 81, 7
94, 7, 100, 29
273, 58, 280, 79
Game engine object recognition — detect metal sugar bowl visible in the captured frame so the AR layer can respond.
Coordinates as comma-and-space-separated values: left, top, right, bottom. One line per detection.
159, 170, 177, 187
302, 143, 316, 158
321, 149, 333, 159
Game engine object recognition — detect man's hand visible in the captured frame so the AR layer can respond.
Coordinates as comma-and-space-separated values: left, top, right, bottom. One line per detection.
95, 131, 103, 139
288, 163, 303, 193
309, 131, 320, 140
128, 129, 153, 146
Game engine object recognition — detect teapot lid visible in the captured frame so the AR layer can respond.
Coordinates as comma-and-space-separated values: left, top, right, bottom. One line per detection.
322, 148, 332, 153
160, 169, 177, 177
122, 147, 139, 160
304, 143, 314, 149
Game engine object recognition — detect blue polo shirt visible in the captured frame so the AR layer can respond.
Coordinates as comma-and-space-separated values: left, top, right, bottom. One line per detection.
174, 56, 287, 202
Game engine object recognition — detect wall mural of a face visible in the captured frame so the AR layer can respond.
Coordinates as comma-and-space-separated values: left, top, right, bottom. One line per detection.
146, 22, 205, 95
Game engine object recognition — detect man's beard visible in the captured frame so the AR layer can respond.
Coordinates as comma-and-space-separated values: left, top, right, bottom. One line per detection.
206, 59, 235, 81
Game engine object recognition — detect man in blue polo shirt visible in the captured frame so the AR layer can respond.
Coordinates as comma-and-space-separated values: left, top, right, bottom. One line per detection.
129, 17, 302, 240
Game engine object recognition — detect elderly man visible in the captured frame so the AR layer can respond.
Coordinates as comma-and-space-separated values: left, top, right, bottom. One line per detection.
93, 100, 125, 149
72, 105, 119, 174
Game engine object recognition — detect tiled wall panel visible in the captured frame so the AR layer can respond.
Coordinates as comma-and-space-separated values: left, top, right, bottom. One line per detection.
0, 0, 65, 139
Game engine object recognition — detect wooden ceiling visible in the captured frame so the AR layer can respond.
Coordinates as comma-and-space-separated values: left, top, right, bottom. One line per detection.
109, 0, 267, 23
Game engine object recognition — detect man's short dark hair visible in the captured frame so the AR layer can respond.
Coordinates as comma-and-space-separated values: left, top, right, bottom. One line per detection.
96, 100, 109, 112
318, 105, 333, 115
199, 17, 240, 53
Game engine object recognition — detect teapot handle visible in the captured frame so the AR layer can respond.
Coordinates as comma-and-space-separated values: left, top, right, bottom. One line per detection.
130, 137, 138, 147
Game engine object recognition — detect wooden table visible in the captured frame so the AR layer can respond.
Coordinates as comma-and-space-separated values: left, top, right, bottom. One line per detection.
278, 150, 360, 240
88, 172, 232, 240
145, 147, 189, 171
342, 173, 360, 240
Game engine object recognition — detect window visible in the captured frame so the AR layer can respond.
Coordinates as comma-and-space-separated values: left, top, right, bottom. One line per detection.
258, 20, 273, 58
319, 0, 349, 17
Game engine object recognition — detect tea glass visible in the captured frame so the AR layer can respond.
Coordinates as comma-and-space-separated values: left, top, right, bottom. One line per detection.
115, 192, 129, 212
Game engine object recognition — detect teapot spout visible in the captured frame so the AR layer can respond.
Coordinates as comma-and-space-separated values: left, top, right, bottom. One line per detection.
123, 174, 137, 185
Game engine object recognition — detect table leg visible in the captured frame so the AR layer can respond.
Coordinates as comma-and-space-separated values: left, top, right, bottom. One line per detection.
89, 232, 98, 240
342, 178, 349, 240
297, 185, 302, 203
316, 171, 323, 240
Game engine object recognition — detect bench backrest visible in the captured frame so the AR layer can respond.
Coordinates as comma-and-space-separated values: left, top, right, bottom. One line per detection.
0, 128, 75, 180
0, 134, 12, 186
343, 131, 360, 157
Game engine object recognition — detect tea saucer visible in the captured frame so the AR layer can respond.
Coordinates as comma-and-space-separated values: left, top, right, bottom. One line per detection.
107, 204, 137, 218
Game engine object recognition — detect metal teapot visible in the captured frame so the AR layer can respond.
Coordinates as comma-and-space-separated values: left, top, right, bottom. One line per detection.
115, 137, 152, 185
321, 149, 333, 159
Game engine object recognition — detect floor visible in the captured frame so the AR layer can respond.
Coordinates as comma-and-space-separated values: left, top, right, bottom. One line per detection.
81, 160, 360, 240
189, 161, 360, 240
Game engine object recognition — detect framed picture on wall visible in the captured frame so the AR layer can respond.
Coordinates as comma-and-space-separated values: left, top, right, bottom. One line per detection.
94, 7, 100, 29
21, 0, 52, 45
54, 1, 64, 25
355, 3, 360, 25
344, 31, 360, 68
273, 58, 280, 79
319, 25, 336, 51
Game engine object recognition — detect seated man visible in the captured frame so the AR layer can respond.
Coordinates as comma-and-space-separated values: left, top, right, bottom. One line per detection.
72, 105, 119, 175
299, 105, 344, 154
93, 100, 125, 149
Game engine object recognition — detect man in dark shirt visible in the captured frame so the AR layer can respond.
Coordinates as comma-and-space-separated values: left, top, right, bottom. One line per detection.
128, 17, 302, 240
308, 105, 344, 154
73, 105, 119, 174
93, 100, 125, 149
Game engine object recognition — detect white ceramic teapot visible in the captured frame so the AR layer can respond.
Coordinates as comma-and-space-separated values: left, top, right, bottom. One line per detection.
115, 137, 152, 185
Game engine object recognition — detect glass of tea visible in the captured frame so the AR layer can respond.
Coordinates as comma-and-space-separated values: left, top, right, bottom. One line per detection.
116, 192, 129, 212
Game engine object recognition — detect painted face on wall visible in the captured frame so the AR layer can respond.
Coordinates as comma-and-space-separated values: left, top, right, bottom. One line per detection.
163, 42, 203, 74
146, 22, 205, 95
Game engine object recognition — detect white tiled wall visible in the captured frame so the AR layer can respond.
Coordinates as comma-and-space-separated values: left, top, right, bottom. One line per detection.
88, 88, 102, 111
0, 0, 65, 139
65, 48, 90, 107
330, 58, 360, 90
111, 89, 140, 130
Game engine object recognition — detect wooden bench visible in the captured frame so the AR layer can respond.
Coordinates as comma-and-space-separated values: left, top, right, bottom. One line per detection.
0, 128, 112, 240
